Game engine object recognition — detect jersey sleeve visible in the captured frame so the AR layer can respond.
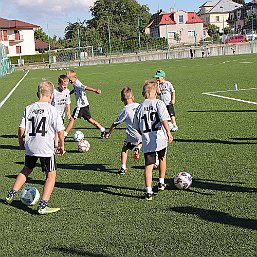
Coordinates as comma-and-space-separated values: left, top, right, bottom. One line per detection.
168, 81, 175, 92
114, 107, 127, 125
66, 90, 71, 105
74, 79, 87, 90
132, 107, 140, 131
19, 107, 26, 129
157, 101, 170, 122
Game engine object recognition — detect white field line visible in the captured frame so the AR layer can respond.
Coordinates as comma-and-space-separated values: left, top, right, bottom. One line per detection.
0, 70, 30, 109
202, 88, 257, 105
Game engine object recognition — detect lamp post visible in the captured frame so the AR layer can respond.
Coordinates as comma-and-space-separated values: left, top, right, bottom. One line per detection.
193, 12, 197, 47
138, 16, 141, 52
251, 6, 254, 53
165, 16, 169, 58
220, 6, 225, 55
107, 16, 112, 63
47, 23, 51, 68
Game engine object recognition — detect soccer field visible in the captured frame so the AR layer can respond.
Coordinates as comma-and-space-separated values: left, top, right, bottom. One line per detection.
0, 54, 256, 257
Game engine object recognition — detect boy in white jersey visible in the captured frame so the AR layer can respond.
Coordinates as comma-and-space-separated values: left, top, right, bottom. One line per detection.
154, 70, 178, 132
105, 87, 142, 175
5, 80, 65, 214
133, 80, 173, 200
67, 70, 105, 138
51, 74, 74, 146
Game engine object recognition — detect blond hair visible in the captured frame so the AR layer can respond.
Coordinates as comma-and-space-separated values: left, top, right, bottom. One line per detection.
121, 87, 133, 101
66, 69, 76, 78
37, 80, 54, 97
142, 80, 157, 98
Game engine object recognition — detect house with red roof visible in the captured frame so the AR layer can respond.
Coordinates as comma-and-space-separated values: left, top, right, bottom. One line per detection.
0, 17, 39, 57
146, 9, 206, 45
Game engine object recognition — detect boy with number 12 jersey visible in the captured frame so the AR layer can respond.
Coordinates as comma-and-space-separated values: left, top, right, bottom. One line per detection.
133, 80, 173, 200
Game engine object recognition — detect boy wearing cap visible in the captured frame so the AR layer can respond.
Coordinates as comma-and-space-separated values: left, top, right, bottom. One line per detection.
154, 70, 178, 132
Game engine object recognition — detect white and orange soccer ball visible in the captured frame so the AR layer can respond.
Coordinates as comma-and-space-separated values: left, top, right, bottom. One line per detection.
78, 139, 90, 153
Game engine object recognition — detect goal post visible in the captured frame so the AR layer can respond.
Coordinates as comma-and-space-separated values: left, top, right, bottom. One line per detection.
0, 44, 16, 78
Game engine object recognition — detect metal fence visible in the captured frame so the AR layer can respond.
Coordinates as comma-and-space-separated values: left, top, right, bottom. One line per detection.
0, 44, 16, 78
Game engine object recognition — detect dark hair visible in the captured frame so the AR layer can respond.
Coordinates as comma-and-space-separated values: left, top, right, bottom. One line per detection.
58, 74, 69, 84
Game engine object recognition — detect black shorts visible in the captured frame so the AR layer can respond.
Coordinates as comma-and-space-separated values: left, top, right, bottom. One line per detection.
144, 148, 167, 166
123, 141, 138, 150
25, 155, 56, 172
166, 104, 175, 117
72, 106, 92, 121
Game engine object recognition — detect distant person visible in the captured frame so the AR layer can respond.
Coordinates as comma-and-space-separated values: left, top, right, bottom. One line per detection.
5, 80, 65, 214
66, 70, 106, 138
201, 46, 205, 58
190, 48, 194, 59
154, 70, 178, 131
105, 87, 142, 175
133, 80, 173, 200
231, 47, 236, 54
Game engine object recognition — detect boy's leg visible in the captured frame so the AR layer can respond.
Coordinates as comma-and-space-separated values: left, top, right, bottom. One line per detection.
120, 145, 129, 175
87, 117, 105, 138
65, 117, 74, 135
157, 148, 167, 191
38, 157, 60, 214
5, 166, 33, 204
144, 152, 156, 200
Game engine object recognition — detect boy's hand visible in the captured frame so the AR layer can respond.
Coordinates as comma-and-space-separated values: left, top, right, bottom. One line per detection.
55, 147, 65, 156
167, 132, 173, 144
96, 89, 101, 94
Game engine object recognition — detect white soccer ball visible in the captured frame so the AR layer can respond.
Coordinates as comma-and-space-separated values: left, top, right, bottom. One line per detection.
20, 186, 40, 206
174, 172, 192, 190
78, 139, 90, 152
73, 131, 84, 141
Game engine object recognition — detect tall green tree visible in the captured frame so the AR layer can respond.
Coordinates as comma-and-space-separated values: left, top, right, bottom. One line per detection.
34, 28, 48, 42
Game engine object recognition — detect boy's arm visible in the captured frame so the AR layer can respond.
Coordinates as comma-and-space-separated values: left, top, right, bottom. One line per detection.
18, 127, 25, 150
163, 120, 173, 144
86, 86, 101, 94
105, 123, 117, 138
70, 89, 74, 95
171, 91, 175, 105
66, 104, 71, 119
56, 130, 65, 156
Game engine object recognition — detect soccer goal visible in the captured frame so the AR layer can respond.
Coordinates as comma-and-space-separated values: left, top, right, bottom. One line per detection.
49, 46, 94, 66
0, 44, 16, 78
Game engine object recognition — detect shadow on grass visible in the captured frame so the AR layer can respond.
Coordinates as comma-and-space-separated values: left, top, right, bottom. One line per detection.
188, 110, 257, 113
0, 198, 38, 215
174, 138, 256, 145
5, 175, 144, 199
0, 144, 20, 150
0, 134, 18, 138
51, 247, 110, 257
170, 206, 257, 230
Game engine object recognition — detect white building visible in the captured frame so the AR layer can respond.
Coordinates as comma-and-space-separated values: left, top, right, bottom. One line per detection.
0, 17, 39, 57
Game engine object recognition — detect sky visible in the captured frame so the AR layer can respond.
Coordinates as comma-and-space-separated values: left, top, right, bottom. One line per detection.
0, 0, 247, 38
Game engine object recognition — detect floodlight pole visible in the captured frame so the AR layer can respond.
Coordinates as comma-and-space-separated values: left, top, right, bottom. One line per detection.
165, 17, 169, 58
47, 23, 51, 68
77, 25, 81, 65
220, 6, 225, 55
251, 6, 254, 54
138, 16, 141, 52
193, 12, 197, 47
107, 16, 112, 63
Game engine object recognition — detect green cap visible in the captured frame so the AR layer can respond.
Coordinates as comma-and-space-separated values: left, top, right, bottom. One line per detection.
154, 70, 166, 78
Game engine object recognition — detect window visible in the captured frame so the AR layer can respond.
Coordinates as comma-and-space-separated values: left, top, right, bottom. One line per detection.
179, 15, 184, 23
216, 16, 220, 22
188, 30, 195, 37
168, 32, 176, 39
14, 30, 20, 40
3, 30, 7, 41
6, 46, 9, 54
16, 46, 21, 54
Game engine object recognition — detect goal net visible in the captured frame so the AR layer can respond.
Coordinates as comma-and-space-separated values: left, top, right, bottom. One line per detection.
0, 44, 16, 78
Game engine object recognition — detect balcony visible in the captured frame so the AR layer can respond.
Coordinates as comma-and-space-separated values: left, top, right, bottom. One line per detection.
8, 35, 24, 42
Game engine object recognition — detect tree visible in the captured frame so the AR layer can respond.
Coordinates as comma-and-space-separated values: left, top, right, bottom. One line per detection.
34, 28, 48, 42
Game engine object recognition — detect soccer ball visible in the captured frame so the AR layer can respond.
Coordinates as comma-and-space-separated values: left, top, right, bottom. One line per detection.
73, 131, 84, 141
174, 172, 192, 190
20, 186, 40, 206
78, 139, 90, 152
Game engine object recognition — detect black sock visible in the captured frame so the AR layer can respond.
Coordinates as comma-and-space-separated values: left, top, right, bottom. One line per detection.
7, 189, 17, 198
39, 200, 48, 209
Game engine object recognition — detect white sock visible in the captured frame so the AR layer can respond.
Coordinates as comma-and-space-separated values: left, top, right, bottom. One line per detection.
159, 178, 165, 184
146, 187, 153, 194
121, 164, 126, 170
100, 127, 105, 132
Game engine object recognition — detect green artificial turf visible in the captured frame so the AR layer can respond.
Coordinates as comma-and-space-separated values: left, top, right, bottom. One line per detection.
0, 54, 256, 257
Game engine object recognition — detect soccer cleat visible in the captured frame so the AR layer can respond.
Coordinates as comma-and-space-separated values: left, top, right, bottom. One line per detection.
5, 195, 14, 204
145, 192, 154, 201
132, 147, 140, 160
119, 168, 127, 175
171, 124, 178, 132
158, 183, 167, 191
100, 131, 105, 139
38, 206, 60, 215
